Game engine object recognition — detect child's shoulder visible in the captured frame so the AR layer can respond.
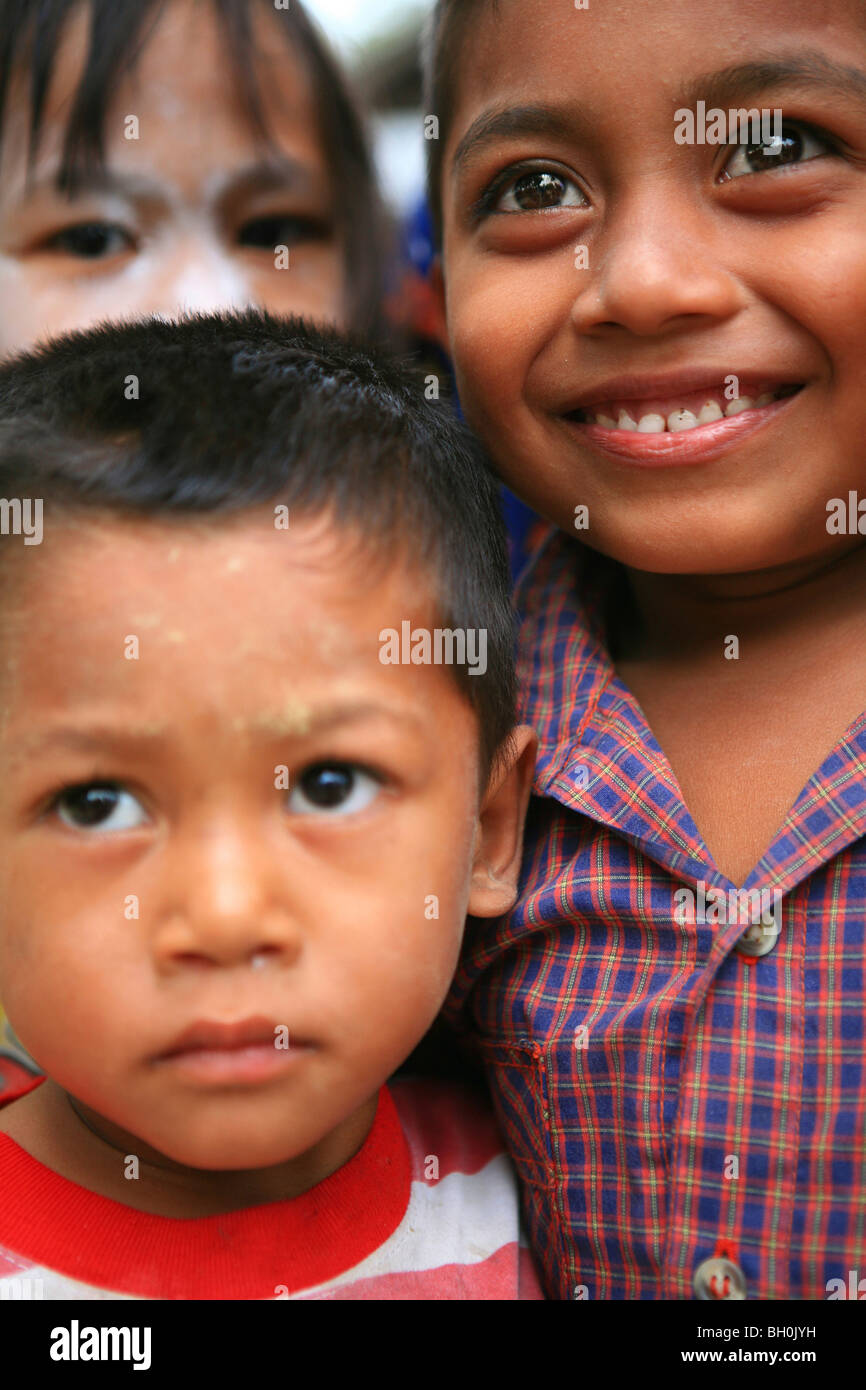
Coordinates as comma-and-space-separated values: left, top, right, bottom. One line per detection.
514, 524, 620, 665
386, 1075, 509, 1180
371, 1077, 545, 1300
0, 1059, 44, 1121
514, 520, 578, 605
514, 528, 624, 758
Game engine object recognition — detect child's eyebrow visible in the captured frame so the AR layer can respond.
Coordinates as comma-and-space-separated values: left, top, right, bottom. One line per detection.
680, 52, 866, 113
450, 104, 589, 179
9, 722, 171, 756
450, 51, 866, 181
18, 154, 322, 204
205, 156, 329, 204
232, 701, 427, 739
10, 703, 426, 756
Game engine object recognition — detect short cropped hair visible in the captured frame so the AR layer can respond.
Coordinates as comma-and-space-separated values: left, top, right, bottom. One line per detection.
423, 0, 495, 246
0, 310, 517, 778
0, 0, 385, 334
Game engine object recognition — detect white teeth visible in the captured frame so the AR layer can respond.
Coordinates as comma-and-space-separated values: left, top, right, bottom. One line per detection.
636, 412, 666, 433
587, 389, 778, 433
667, 408, 699, 433
698, 400, 724, 424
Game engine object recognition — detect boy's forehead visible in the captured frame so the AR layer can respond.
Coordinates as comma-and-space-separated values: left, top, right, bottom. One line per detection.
457, 0, 866, 57
0, 512, 478, 762
1, 511, 440, 681
448, 0, 866, 142
10, 510, 430, 617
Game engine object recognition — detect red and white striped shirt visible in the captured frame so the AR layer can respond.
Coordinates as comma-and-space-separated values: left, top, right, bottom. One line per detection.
0, 1073, 543, 1300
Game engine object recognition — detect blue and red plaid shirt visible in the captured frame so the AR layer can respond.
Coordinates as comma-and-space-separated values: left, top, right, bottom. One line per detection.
444, 525, 866, 1301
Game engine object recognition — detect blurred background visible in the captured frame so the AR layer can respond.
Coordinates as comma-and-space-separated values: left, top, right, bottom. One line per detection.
301, 0, 540, 625
304, 0, 434, 219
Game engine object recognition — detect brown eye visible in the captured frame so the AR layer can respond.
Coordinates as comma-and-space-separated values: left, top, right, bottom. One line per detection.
286, 764, 381, 816
496, 170, 586, 213
238, 215, 330, 248
54, 783, 146, 831
45, 222, 132, 258
300, 765, 353, 807
742, 129, 805, 171
721, 124, 830, 180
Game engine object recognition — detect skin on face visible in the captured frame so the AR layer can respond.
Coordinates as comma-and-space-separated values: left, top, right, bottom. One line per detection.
0, 512, 533, 1216
0, 0, 347, 359
438, 0, 866, 580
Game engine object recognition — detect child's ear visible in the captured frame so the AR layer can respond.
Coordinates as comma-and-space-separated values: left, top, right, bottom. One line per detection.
467, 725, 537, 919
429, 255, 450, 354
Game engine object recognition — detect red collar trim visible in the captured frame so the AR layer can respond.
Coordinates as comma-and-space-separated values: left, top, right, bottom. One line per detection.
0, 1077, 410, 1299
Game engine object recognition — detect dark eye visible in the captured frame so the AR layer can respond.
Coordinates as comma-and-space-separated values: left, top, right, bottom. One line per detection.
45, 222, 133, 259
286, 764, 380, 817
720, 123, 830, 180
54, 783, 146, 832
238, 215, 328, 248
492, 169, 587, 214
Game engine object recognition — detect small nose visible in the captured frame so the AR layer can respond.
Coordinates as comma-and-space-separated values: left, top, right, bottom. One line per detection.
153, 819, 301, 971
570, 189, 742, 338
155, 240, 256, 320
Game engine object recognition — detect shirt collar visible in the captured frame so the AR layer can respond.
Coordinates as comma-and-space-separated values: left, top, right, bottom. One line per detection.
0, 1077, 410, 1299
515, 525, 866, 894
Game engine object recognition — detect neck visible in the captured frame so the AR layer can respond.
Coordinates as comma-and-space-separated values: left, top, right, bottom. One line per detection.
613, 540, 866, 664
21, 1078, 378, 1219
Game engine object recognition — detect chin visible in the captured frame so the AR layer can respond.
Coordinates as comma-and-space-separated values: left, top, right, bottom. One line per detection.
584, 526, 790, 577
158, 1132, 307, 1172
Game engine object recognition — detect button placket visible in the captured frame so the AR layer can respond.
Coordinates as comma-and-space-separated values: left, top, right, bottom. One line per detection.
734, 917, 779, 958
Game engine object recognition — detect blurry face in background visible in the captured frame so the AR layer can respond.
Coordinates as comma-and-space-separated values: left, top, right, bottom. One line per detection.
0, 0, 348, 358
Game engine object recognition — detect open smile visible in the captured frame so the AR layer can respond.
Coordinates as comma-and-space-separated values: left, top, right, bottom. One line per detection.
561, 378, 805, 466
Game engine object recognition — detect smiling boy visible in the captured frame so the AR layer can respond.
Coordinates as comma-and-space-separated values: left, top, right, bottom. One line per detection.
427, 0, 866, 1299
0, 311, 540, 1299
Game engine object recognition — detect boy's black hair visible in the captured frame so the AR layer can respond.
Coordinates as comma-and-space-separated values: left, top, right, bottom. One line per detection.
0, 0, 385, 334
423, 0, 495, 247
0, 309, 517, 779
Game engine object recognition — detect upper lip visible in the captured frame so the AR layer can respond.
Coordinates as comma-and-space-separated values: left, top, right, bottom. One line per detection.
561, 368, 803, 413
158, 1015, 290, 1058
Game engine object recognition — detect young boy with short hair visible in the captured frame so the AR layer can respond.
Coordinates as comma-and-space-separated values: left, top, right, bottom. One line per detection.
426, 0, 866, 1301
0, 310, 541, 1299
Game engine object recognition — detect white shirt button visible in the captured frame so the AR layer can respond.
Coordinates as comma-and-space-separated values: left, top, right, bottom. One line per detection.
734, 918, 779, 957
693, 1256, 747, 1300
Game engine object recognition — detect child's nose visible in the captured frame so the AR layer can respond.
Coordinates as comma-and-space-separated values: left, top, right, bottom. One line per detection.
152, 822, 303, 970
154, 239, 255, 320
570, 195, 742, 338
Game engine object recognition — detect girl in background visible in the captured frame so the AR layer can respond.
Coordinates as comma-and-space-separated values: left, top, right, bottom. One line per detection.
0, 0, 386, 357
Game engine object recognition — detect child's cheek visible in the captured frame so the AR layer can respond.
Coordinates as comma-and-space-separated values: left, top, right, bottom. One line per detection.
326, 855, 471, 1053
447, 252, 566, 417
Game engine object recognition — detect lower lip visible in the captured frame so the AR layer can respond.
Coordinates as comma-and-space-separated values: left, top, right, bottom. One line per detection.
157, 1042, 311, 1085
563, 392, 798, 467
